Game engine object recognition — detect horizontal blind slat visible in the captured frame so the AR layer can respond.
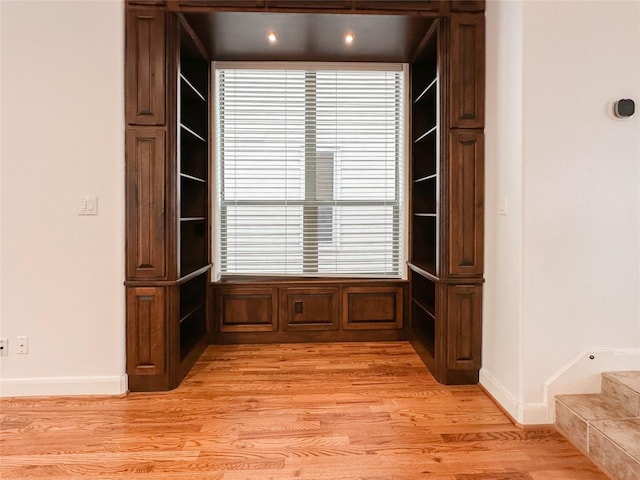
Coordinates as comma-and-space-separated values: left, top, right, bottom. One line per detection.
215, 66, 404, 277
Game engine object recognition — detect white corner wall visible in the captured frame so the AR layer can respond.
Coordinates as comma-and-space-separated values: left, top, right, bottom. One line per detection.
0, 1, 126, 396
481, 0, 525, 419
483, 0, 640, 424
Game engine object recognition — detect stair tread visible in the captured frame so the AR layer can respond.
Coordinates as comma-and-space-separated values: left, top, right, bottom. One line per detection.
590, 417, 640, 462
555, 372, 640, 480
555, 393, 636, 420
603, 371, 640, 395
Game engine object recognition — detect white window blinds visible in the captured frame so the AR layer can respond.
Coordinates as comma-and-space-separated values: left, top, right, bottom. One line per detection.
214, 64, 405, 277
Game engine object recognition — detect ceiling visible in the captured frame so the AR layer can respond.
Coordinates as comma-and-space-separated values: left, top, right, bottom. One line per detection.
184, 11, 436, 63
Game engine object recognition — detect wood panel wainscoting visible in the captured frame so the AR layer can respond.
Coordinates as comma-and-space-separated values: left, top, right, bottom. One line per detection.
211, 279, 409, 344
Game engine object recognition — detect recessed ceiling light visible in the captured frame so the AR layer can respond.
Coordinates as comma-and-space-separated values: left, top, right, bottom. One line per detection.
267, 32, 278, 44
344, 33, 355, 45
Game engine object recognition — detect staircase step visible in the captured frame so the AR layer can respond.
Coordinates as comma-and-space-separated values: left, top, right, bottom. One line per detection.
589, 418, 640, 480
555, 371, 640, 480
555, 393, 635, 453
602, 371, 640, 416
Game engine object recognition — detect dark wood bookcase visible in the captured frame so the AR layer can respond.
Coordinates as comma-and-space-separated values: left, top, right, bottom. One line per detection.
125, 9, 211, 391
124, 0, 485, 390
176, 22, 210, 371
409, 13, 485, 384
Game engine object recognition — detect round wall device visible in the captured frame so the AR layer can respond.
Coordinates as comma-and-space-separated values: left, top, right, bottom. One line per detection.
614, 99, 635, 118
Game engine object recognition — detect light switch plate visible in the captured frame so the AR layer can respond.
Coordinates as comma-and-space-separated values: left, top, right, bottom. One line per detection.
499, 195, 508, 216
79, 196, 98, 216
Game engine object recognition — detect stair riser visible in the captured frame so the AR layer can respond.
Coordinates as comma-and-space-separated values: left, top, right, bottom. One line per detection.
602, 375, 640, 416
590, 426, 640, 480
555, 400, 588, 454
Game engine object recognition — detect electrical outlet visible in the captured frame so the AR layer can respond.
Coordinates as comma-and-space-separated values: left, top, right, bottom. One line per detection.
16, 336, 28, 354
79, 196, 98, 216
0, 338, 7, 356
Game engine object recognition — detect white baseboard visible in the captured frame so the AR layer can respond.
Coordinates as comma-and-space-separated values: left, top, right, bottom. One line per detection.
544, 348, 640, 423
0, 374, 128, 397
479, 368, 549, 425
479, 368, 520, 421
481, 348, 640, 425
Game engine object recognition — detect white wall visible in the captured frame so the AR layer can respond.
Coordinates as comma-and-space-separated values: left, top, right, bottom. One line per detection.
0, 1, 126, 396
483, 0, 640, 423
482, 0, 525, 414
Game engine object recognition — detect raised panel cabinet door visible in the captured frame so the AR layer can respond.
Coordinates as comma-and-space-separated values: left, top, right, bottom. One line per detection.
445, 284, 482, 370
126, 286, 166, 376
342, 286, 403, 330
447, 131, 484, 276
126, 128, 167, 279
280, 287, 339, 331
449, 13, 485, 128
126, 7, 166, 125
216, 287, 278, 332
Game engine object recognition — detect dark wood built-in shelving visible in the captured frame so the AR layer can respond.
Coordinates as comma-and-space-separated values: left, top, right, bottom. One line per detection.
125, 0, 485, 391
409, 11, 484, 385
125, 9, 212, 391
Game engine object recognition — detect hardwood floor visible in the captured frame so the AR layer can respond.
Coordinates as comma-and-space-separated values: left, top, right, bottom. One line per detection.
1, 342, 608, 479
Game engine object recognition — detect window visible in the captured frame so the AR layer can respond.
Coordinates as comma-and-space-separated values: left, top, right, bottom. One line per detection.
214, 63, 406, 278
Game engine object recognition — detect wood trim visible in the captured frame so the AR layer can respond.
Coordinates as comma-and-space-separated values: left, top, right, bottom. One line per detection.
126, 287, 166, 377
166, 0, 449, 15
128, 0, 167, 5
212, 328, 408, 344
211, 280, 409, 342
126, 8, 166, 125
448, 13, 485, 128
124, 264, 212, 287
445, 283, 482, 370
447, 130, 484, 277
449, 0, 485, 12
125, 128, 167, 280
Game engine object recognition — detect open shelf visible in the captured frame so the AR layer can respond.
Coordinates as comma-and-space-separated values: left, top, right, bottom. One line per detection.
414, 125, 437, 144
177, 21, 210, 361
180, 273, 206, 319
180, 130, 208, 179
180, 220, 207, 276
411, 270, 435, 310
410, 24, 440, 378
180, 172, 206, 183
178, 19, 209, 281
408, 261, 438, 282
180, 176, 207, 218
411, 301, 435, 358
412, 129, 437, 179
413, 176, 437, 214
179, 307, 206, 361
415, 173, 437, 183
180, 73, 205, 102
411, 213, 437, 277
179, 269, 207, 361
414, 77, 437, 104
180, 124, 206, 143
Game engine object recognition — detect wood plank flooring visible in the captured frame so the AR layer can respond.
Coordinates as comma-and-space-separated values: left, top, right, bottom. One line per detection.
0, 342, 608, 479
